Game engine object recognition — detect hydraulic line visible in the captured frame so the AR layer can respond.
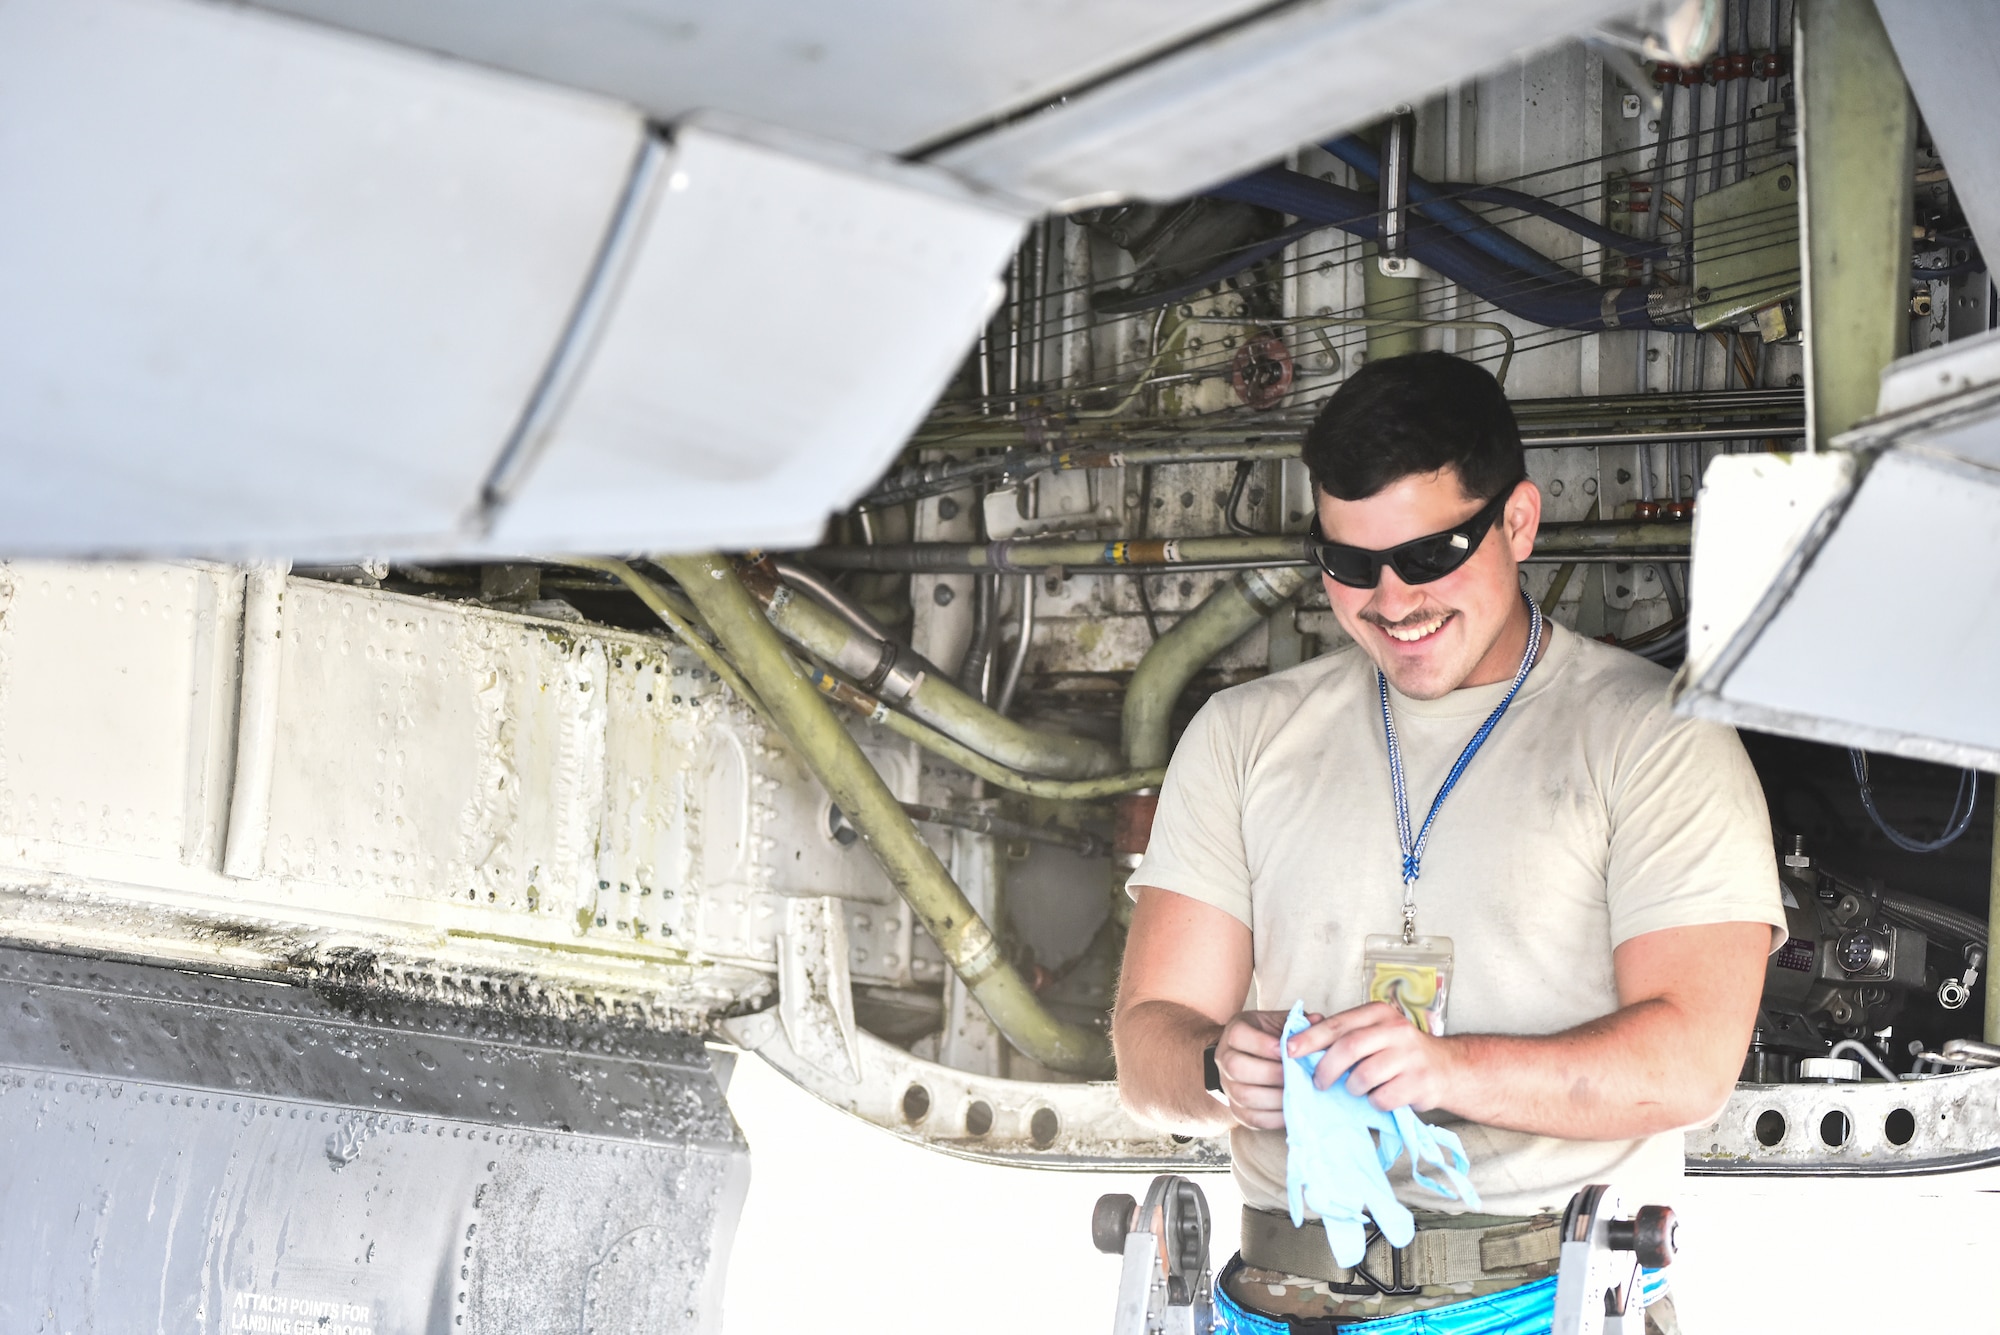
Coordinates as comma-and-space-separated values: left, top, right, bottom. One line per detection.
1208, 167, 1694, 332
1324, 136, 1579, 282
907, 386, 1805, 452
870, 424, 1800, 507
1827, 1039, 1901, 1082
806, 521, 1693, 575
1361, 242, 1422, 361
739, 559, 1122, 780
959, 571, 996, 696
562, 557, 773, 718
1324, 136, 1671, 268
1879, 890, 1988, 948
994, 573, 1035, 717
806, 664, 1165, 799
1123, 567, 1311, 770
574, 558, 1155, 804
658, 553, 1112, 1076
899, 801, 1110, 858
1436, 180, 1672, 262
768, 557, 897, 643
570, 557, 1148, 806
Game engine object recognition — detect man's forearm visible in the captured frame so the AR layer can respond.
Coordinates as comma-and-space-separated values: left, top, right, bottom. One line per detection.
1438, 997, 1735, 1139
1300, 921, 1766, 1141
1111, 998, 1231, 1131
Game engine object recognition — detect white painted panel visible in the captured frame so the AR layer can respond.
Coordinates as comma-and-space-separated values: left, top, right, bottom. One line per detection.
243, 578, 920, 982
1877, 327, 2000, 419
489, 120, 1026, 554
1681, 451, 1856, 683
250, 0, 1276, 156
261, 583, 614, 919
597, 650, 702, 947
0, 0, 643, 555
0, 566, 924, 1004
1696, 449, 2000, 769
0, 563, 242, 867
933, 0, 1645, 208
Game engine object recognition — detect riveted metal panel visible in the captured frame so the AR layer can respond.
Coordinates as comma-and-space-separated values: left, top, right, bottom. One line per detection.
0, 563, 244, 869
0, 944, 746, 1333
0, 565, 923, 1014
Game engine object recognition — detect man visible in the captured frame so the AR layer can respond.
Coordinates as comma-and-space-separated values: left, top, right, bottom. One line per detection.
1114, 352, 1784, 1332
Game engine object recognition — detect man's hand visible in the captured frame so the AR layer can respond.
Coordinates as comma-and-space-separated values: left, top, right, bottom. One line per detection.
1286, 1002, 1457, 1112
1286, 921, 1772, 1138
1215, 1008, 1319, 1129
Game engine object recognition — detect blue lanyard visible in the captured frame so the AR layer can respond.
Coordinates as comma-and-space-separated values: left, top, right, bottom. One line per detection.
1379, 593, 1544, 942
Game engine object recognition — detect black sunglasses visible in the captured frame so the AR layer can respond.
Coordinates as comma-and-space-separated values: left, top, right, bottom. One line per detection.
1306, 485, 1519, 589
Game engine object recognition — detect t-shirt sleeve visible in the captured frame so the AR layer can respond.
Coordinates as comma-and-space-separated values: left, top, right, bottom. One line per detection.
1604, 709, 1788, 950
1127, 696, 1253, 927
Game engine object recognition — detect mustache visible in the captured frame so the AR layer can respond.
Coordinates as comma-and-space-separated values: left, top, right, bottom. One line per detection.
1359, 607, 1455, 631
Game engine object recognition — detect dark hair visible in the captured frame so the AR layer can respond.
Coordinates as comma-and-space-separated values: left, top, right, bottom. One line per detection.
1301, 351, 1524, 502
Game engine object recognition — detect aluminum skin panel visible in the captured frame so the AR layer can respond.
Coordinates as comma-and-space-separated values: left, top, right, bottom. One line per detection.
247, 0, 1277, 157
0, 944, 747, 1334
488, 120, 1027, 554
0, 0, 643, 556
931, 0, 1651, 209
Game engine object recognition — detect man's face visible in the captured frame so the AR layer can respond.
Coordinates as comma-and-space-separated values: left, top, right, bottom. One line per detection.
1314, 469, 1540, 700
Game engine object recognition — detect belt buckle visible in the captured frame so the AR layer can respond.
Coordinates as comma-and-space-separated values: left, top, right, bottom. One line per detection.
1341, 1222, 1422, 1297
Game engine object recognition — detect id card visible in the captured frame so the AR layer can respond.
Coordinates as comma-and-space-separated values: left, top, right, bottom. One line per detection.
1362, 934, 1455, 1036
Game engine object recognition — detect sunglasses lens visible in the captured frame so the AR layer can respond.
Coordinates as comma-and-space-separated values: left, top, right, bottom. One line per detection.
1390, 534, 1475, 584
1314, 546, 1379, 588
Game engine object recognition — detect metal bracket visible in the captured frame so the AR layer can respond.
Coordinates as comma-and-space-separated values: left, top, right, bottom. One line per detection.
776, 894, 862, 1085
1377, 110, 1415, 269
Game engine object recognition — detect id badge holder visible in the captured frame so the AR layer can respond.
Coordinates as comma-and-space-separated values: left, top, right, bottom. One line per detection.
1362, 935, 1455, 1036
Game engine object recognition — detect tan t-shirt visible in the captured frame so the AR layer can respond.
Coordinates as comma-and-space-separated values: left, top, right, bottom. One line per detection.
1130, 620, 1785, 1218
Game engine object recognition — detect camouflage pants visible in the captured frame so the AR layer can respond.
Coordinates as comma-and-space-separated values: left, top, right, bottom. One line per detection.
1219, 1256, 1681, 1332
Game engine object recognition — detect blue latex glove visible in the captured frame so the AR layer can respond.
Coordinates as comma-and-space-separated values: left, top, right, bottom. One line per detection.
1280, 1001, 1481, 1267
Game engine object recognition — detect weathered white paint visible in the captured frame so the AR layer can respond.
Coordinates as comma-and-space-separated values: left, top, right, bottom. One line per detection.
0, 564, 936, 1022
1678, 336, 2000, 771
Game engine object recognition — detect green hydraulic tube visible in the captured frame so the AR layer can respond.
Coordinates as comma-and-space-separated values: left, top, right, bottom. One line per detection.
570, 557, 1157, 800
1361, 243, 1424, 363
805, 521, 1693, 575
657, 553, 1113, 1077
740, 562, 1123, 780
804, 664, 1166, 801
1124, 566, 1313, 770
565, 557, 772, 718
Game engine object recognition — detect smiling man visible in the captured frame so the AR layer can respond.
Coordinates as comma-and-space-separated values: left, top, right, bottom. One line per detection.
1112, 352, 1785, 1333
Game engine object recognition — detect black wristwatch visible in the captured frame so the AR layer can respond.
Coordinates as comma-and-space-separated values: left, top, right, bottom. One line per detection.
1202, 1041, 1226, 1100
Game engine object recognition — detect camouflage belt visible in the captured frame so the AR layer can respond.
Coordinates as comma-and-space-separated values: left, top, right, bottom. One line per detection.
1239, 1206, 1563, 1291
